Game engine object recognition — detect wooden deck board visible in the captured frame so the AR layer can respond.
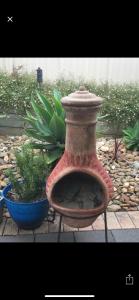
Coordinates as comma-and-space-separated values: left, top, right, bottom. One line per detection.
48, 215, 63, 233
63, 224, 78, 232
107, 212, 121, 229
128, 211, 139, 228
3, 218, 18, 235
34, 221, 49, 234
0, 217, 6, 235
78, 225, 93, 231
19, 229, 34, 235
115, 212, 135, 229
93, 215, 104, 230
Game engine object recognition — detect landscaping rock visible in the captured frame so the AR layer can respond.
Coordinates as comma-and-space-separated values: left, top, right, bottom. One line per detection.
4, 154, 9, 162
107, 204, 121, 212
0, 147, 8, 152
0, 164, 13, 170
0, 158, 4, 164
130, 197, 139, 204
128, 207, 137, 211
119, 172, 125, 176
113, 200, 121, 205
128, 186, 135, 193
132, 161, 139, 169
0, 179, 7, 187
115, 195, 120, 200
135, 186, 139, 192
108, 201, 113, 206
126, 153, 134, 159
120, 203, 130, 207
100, 146, 109, 152
123, 182, 130, 188
122, 188, 128, 193
0, 152, 8, 158
121, 194, 130, 202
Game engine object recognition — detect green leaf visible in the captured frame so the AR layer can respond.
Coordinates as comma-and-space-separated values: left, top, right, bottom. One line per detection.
25, 128, 47, 141
53, 89, 64, 116
35, 121, 52, 136
36, 91, 54, 116
24, 117, 47, 136
26, 110, 37, 121
35, 121, 56, 143
29, 142, 57, 150
123, 120, 139, 150
53, 89, 62, 102
46, 148, 63, 164
49, 112, 65, 142
54, 97, 64, 116
31, 98, 51, 124
97, 114, 109, 120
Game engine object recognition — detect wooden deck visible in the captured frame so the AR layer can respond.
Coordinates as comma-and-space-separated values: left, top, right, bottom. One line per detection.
1, 211, 139, 236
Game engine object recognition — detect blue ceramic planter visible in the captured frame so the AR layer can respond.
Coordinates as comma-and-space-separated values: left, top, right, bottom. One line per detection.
2, 183, 49, 230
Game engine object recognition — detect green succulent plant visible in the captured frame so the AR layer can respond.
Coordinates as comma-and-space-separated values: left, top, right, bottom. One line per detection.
24, 89, 66, 164
123, 121, 139, 150
5, 145, 50, 202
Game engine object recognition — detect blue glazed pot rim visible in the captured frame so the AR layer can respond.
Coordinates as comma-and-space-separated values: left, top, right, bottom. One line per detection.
2, 183, 48, 205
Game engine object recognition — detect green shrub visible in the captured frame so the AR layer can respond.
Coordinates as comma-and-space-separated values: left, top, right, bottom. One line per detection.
5, 145, 50, 202
123, 121, 139, 150
0, 72, 139, 132
100, 83, 139, 133
0, 72, 39, 115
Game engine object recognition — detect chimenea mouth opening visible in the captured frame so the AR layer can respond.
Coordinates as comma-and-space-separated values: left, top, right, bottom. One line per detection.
51, 171, 105, 210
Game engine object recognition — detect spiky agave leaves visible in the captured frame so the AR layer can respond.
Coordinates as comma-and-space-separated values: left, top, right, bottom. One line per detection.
123, 121, 139, 150
24, 89, 66, 164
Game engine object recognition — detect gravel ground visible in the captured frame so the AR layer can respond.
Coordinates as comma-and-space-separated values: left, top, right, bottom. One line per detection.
0, 135, 139, 213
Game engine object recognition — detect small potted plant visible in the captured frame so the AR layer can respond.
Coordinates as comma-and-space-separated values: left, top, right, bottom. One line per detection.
2, 145, 50, 229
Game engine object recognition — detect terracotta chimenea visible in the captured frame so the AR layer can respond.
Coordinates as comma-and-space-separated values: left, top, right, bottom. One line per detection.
46, 87, 113, 228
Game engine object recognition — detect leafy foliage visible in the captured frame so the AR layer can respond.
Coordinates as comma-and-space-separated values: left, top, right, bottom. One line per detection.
4, 145, 50, 202
0, 72, 38, 115
100, 83, 139, 133
24, 90, 66, 164
1, 72, 139, 133
123, 121, 139, 150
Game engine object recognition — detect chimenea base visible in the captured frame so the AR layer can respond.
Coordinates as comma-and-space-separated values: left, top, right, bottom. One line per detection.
56, 209, 108, 242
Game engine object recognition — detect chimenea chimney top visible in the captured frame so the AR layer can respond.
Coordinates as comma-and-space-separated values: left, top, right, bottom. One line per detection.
79, 85, 86, 91
61, 88, 103, 107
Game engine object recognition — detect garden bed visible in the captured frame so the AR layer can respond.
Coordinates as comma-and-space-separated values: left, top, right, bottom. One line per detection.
0, 135, 139, 213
